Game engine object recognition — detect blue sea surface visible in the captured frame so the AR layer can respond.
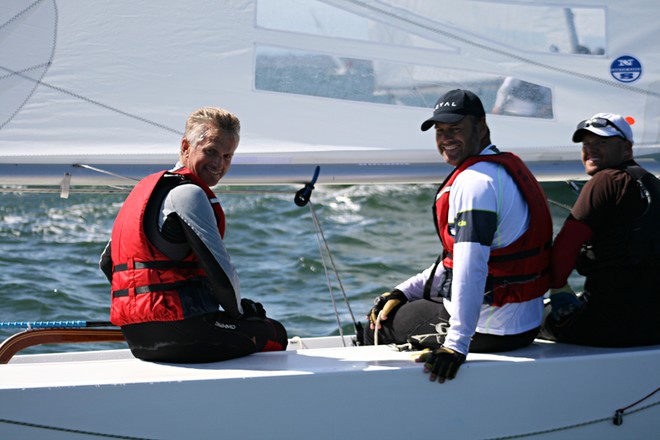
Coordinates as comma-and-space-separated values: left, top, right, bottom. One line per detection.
0, 182, 580, 355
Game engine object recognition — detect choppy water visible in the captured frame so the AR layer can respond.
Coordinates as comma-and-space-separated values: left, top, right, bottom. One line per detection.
0, 182, 579, 355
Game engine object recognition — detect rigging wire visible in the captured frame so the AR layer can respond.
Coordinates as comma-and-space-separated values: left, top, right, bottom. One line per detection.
0, 418, 153, 440
307, 199, 364, 346
291, 166, 364, 345
73, 164, 141, 182
294, 168, 363, 346
308, 200, 346, 345
547, 198, 572, 212
485, 387, 660, 439
547, 180, 584, 211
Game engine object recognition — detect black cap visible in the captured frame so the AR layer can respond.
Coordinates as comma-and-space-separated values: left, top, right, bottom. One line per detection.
420, 89, 486, 131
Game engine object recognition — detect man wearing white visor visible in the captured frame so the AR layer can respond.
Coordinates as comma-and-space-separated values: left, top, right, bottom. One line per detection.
541, 113, 660, 347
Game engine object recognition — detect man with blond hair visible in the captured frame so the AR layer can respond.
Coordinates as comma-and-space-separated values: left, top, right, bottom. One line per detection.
100, 107, 287, 362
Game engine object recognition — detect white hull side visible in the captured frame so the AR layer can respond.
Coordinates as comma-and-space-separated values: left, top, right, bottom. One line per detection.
1, 338, 659, 439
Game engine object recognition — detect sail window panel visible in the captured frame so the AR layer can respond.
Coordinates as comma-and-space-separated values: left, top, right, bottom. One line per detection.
255, 0, 454, 52
380, 0, 606, 56
491, 78, 553, 119
255, 45, 553, 119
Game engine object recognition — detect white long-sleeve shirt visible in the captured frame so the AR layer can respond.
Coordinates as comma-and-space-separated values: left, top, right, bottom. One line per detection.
395, 146, 544, 354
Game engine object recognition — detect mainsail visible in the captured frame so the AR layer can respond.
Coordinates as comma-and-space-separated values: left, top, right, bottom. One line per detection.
1, 0, 659, 188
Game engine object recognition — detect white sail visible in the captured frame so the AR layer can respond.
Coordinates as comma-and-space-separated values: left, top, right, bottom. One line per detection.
1, 0, 659, 187
2, 3, 660, 438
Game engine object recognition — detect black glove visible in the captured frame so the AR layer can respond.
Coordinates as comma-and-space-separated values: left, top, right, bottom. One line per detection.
240, 298, 266, 321
549, 283, 583, 321
415, 346, 466, 383
368, 290, 408, 328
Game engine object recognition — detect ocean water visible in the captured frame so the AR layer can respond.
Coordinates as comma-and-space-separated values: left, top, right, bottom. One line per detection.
0, 182, 580, 355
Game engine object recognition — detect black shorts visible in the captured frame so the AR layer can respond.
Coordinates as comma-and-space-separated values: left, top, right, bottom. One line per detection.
121, 311, 288, 363
540, 290, 660, 347
363, 298, 538, 353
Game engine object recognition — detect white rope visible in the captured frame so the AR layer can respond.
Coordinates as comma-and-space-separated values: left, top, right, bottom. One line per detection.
374, 310, 384, 346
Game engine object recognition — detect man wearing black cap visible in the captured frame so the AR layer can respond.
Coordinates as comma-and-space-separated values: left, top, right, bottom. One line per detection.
364, 89, 553, 383
540, 113, 660, 347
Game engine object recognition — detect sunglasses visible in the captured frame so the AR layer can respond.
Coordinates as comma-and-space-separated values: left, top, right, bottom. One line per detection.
576, 117, 627, 141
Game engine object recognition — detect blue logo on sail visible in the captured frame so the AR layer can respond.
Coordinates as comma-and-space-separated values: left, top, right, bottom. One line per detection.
610, 55, 642, 83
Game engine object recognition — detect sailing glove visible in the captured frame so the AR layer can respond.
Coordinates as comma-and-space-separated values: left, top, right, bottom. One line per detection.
549, 283, 582, 321
368, 290, 407, 328
416, 346, 466, 383
240, 298, 267, 321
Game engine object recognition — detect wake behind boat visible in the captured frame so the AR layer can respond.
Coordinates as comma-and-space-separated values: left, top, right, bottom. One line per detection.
1, 334, 659, 439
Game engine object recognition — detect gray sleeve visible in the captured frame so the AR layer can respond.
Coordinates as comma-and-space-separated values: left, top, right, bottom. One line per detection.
165, 184, 243, 316
99, 240, 113, 283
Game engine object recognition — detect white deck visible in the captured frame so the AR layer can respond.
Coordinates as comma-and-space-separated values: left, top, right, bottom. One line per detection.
1, 337, 659, 439
0, 336, 539, 388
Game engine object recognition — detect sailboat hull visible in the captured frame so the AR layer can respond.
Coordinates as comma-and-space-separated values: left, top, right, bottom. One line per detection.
1, 337, 658, 439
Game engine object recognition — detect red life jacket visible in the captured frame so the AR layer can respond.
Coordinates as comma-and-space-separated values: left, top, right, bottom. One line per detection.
434, 153, 552, 306
109, 168, 225, 326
